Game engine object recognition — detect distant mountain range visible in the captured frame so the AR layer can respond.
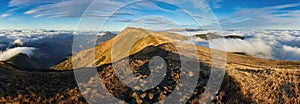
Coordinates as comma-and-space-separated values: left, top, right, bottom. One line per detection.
168, 28, 203, 32
193, 33, 245, 40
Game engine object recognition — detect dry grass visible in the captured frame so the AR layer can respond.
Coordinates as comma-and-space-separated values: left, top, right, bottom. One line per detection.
0, 62, 87, 103
52, 27, 188, 70
1, 27, 300, 103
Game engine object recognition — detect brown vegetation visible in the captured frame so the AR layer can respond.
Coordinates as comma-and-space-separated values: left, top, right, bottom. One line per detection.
0, 62, 86, 103
1, 27, 299, 103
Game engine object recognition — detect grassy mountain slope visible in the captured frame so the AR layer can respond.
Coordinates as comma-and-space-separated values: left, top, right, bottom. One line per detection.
1, 27, 299, 103
51, 27, 300, 103
52, 27, 188, 70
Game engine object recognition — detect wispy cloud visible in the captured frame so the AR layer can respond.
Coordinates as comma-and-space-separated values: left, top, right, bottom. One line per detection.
22, 0, 129, 18
0, 14, 10, 18
5, 0, 298, 31
129, 16, 178, 30
8, 0, 57, 7
209, 0, 222, 8
190, 0, 222, 11
135, 16, 173, 25
16, 0, 212, 18
128, 1, 177, 13
220, 3, 300, 29
193, 15, 205, 19
23, 0, 93, 18
164, 0, 222, 11
114, 19, 132, 23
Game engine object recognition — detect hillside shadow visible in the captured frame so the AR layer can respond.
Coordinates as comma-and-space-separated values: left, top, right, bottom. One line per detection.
0, 65, 87, 103
0, 43, 256, 103
216, 72, 253, 103
93, 43, 254, 103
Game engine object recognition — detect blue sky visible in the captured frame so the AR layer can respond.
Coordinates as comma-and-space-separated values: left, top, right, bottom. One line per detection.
0, 0, 299, 31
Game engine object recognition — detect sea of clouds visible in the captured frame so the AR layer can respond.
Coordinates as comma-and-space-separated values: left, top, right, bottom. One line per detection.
176, 30, 300, 61
0, 29, 299, 65
0, 30, 115, 69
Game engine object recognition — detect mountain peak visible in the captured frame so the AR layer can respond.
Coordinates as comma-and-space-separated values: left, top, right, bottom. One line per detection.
118, 27, 152, 37
52, 27, 186, 70
123, 27, 149, 32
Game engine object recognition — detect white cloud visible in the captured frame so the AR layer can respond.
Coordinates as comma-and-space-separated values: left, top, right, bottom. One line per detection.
129, 16, 179, 30
22, 0, 130, 18
137, 16, 173, 24
114, 19, 132, 22
24, 0, 93, 17
181, 30, 300, 61
13, 39, 23, 46
193, 15, 205, 19
282, 46, 300, 60
1, 14, 10, 18
8, 0, 60, 7
220, 3, 300, 29
24, 9, 37, 15
283, 46, 300, 55
209, 38, 273, 59
0, 47, 35, 61
209, 0, 222, 8
164, 0, 222, 11
12, 0, 214, 19
190, 0, 212, 11
128, 1, 177, 13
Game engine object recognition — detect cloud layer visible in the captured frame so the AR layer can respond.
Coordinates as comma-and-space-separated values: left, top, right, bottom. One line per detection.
0, 47, 35, 61
178, 30, 300, 61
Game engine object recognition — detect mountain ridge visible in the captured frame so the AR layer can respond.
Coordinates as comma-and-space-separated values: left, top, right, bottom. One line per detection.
52, 27, 188, 70
52, 27, 300, 70
0, 27, 300, 103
